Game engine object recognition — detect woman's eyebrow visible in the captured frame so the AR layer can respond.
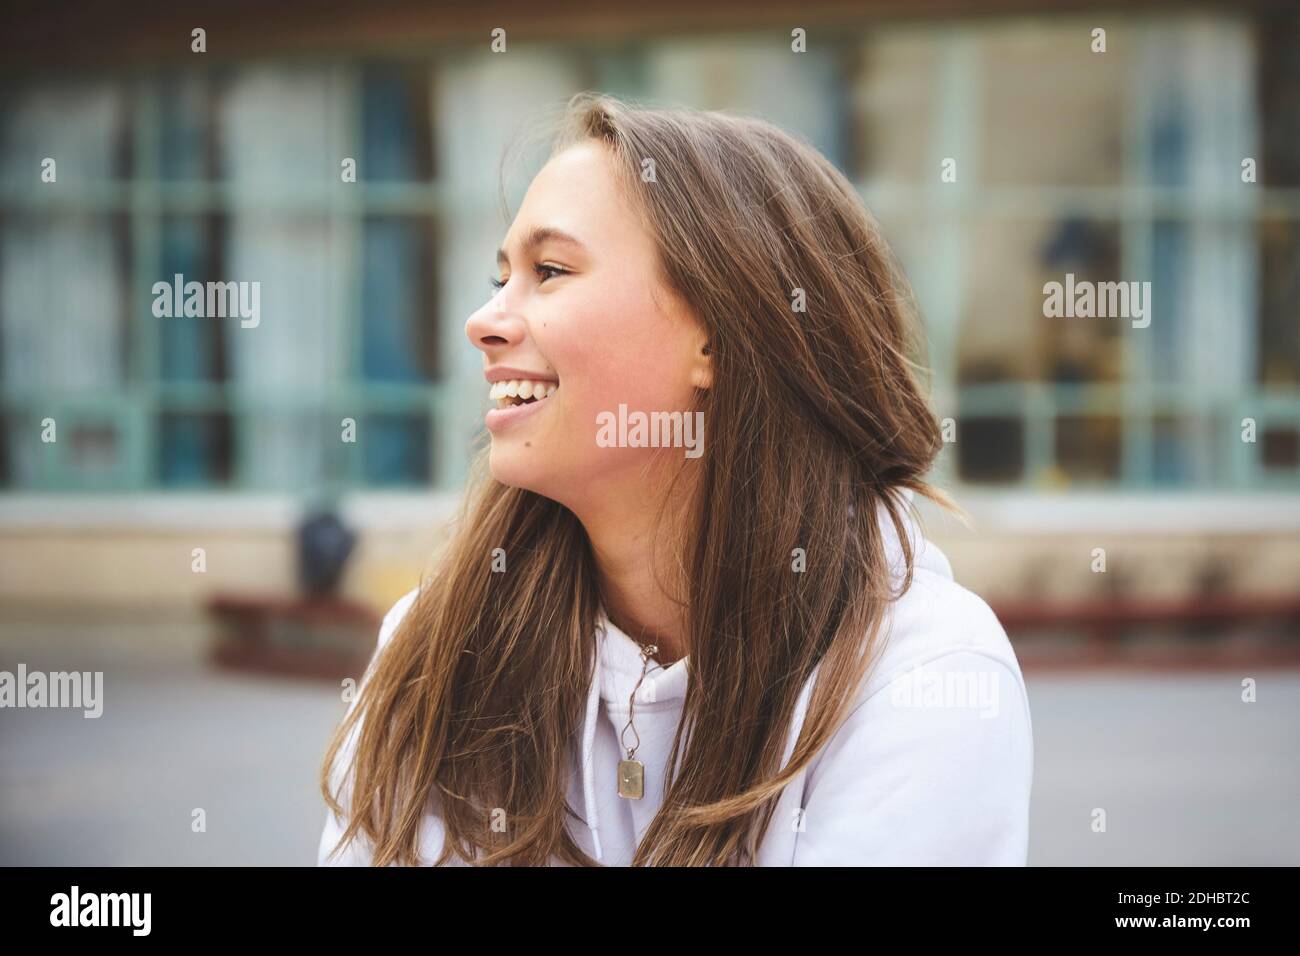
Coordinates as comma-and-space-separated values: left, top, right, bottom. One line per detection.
496, 226, 587, 268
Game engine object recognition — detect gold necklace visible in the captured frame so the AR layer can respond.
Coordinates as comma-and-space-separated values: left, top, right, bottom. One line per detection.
617, 640, 661, 799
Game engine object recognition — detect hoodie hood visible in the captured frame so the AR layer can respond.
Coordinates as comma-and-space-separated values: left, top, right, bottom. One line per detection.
574, 487, 951, 862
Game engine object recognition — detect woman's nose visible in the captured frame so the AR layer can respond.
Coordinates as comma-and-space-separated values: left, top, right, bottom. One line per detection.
465, 295, 518, 352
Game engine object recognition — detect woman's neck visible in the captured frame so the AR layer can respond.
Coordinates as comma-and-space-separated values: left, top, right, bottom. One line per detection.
571, 467, 695, 667
603, 598, 688, 667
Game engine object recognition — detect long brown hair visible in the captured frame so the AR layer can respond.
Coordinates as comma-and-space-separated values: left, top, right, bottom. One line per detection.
320, 92, 951, 866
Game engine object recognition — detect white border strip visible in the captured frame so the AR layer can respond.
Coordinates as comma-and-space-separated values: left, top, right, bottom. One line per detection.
922, 491, 1300, 535
0, 491, 1295, 535
0, 492, 464, 532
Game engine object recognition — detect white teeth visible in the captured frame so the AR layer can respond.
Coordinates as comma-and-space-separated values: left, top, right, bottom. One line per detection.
488, 378, 559, 405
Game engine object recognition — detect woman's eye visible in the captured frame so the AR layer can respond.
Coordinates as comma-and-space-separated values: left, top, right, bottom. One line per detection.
535, 263, 569, 283
490, 264, 567, 292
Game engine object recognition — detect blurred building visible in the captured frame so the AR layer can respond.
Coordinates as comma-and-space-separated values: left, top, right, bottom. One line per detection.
0, 1, 1297, 620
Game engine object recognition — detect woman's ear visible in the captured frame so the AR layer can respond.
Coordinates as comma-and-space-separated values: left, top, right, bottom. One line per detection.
690, 333, 713, 390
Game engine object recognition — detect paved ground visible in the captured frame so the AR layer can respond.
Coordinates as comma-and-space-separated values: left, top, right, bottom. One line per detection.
2, 627, 1297, 865
1025, 670, 1300, 865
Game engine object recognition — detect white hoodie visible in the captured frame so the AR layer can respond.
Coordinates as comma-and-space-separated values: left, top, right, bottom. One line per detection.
318, 494, 1033, 866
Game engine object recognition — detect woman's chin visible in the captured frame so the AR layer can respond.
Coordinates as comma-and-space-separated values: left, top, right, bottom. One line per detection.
487, 445, 548, 494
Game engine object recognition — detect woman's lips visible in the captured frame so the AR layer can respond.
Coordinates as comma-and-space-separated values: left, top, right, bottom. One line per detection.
485, 394, 553, 431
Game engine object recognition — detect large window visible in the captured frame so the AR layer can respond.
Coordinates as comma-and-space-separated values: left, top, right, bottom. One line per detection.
1, 64, 445, 491
2, 12, 1297, 494
852, 15, 1300, 491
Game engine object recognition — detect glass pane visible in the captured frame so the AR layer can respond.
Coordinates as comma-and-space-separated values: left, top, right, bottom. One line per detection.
362, 64, 435, 182
589, 45, 651, 100
0, 414, 10, 485
220, 209, 342, 488
1055, 415, 1121, 482
957, 416, 1024, 483
1152, 415, 1215, 486
979, 22, 1126, 187
215, 66, 346, 187
850, 30, 939, 186
361, 216, 438, 382
158, 411, 233, 486
1142, 32, 1193, 190
0, 411, 55, 488
1148, 220, 1189, 384
1258, 220, 1300, 386
241, 411, 330, 489
222, 212, 342, 387
961, 218, 1123, 385
159, 215, 227, 382
643, 37, 845, 167
159, 73, 216, 181
1261, 425, 1300, 470
362, 412, 432, 485
870, 212, 931, 319
0, 80, 129, 184
1257, 10, 1300, 188
0, 212, 129, 391
69, 422, 120, 476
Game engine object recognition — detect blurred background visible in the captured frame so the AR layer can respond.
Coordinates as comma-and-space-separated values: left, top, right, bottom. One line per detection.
0, 0, 1297, 865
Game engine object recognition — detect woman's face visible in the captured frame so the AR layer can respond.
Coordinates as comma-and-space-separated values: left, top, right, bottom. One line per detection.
465, 141, 710, 508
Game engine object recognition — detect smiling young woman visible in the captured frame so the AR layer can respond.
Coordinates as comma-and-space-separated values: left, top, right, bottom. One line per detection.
318, 92, 1033, 867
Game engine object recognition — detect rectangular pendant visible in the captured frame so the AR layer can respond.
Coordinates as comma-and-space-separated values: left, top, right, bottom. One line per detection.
617, 759, 645, 799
